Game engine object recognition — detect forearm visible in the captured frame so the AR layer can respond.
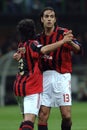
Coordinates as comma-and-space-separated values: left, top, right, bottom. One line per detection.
40, 30, 73, 54
41, 39, 64, 54
70, 40, 81, 53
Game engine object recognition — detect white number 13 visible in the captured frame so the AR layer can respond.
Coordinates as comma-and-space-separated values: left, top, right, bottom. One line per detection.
63, 94, 70, 102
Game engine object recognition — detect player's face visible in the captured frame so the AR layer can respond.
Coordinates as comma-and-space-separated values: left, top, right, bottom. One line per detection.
41, 10, 56, 29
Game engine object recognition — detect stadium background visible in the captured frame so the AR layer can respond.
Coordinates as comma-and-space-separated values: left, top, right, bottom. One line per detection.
0, 0, 87, 106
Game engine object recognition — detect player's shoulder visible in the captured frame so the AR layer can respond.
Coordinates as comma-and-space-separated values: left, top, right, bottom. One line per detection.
58, 26, 69, 32
29, 40, 39, 46
56, 26, 69, 36
30, 39, 42, 52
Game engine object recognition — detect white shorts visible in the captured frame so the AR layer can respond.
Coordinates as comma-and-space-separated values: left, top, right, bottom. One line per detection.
16, 93, 41, 116
41, 70, 72, 107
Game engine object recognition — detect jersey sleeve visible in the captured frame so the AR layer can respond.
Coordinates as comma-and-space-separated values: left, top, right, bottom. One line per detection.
30, 40, 43, 53
72, 39, 83, 54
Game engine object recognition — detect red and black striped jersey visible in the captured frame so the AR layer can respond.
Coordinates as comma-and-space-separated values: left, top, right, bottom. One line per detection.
13, 40, 43, 96
37, 26, 81, 73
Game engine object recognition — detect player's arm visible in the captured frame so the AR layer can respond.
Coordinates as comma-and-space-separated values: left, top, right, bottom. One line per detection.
41, 30, 73, 54
13, 46, 26, 61
31, 30, 73, 54
69, 40, 81, 53
63, 30, 82, 53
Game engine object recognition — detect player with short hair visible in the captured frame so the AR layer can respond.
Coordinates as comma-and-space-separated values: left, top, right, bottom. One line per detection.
37, 7, 82, 130
13, 18, 73, 130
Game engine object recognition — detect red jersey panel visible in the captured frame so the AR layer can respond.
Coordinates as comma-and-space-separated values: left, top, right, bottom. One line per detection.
14, 40, 43, 96
37, 26, 81, 73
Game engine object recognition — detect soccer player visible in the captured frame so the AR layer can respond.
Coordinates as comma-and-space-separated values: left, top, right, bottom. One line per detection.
37, 7, 82, 130
13, 18, 73, 130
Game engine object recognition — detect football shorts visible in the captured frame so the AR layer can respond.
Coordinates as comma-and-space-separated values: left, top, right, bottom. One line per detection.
16, 93, 41, 116
41, 70, 72, 107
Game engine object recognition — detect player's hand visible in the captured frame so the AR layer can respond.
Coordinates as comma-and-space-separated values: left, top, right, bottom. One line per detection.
18, 47, 26, 54
63, 30, 72, 36
13, 52, 21, 61
63, 30, 73, 43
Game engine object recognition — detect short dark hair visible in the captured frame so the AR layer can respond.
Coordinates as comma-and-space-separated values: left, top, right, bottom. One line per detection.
40, 7, 57, 18
17, 19, 36, 42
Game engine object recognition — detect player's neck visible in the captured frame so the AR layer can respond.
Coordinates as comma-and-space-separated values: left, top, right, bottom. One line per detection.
44, 26, 55, 36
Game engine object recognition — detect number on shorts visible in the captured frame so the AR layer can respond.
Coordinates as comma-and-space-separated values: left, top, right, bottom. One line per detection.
63, 94, 70, 102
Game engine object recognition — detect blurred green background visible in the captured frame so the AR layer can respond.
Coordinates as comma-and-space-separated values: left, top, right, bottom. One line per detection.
0, 102, 87, 130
